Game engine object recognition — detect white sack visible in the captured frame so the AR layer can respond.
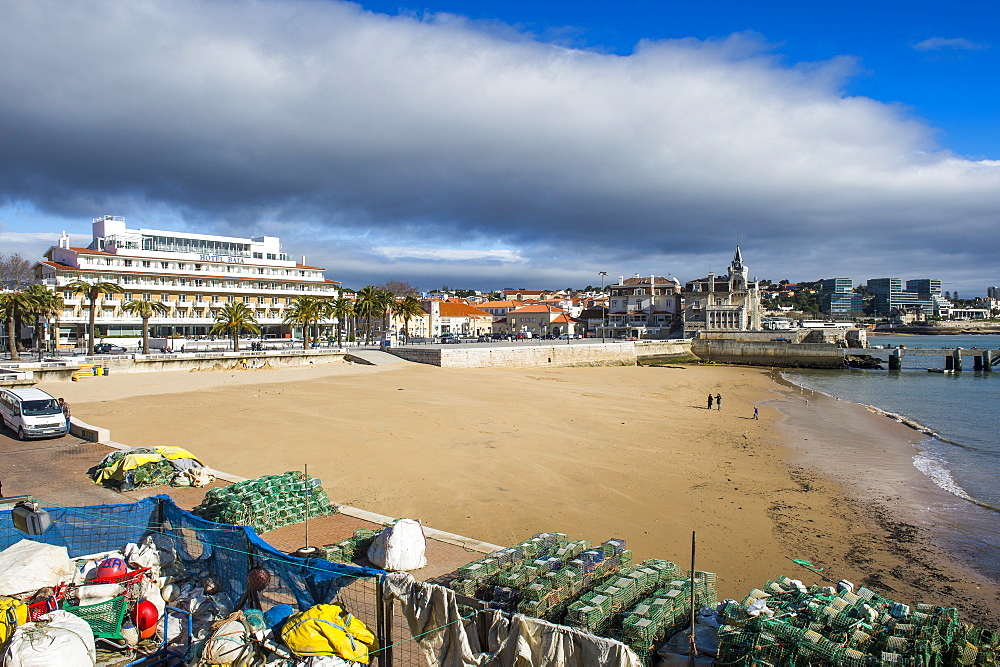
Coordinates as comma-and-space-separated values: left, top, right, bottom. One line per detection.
75, 583, 124, 606
367, 519, 427, 571
0, 540, 74, 597
4, 610, 96, 667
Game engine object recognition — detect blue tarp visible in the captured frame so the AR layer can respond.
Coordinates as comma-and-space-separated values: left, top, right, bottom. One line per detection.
0, 495, 383, 610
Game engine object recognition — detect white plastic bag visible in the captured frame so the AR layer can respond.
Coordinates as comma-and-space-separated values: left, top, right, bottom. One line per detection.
4, 610, 96, 666
366, 519, 427, 571
0, 540, 74, 597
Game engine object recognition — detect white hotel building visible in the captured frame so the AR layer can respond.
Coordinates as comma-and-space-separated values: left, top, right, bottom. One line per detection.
35, 216, 339, 343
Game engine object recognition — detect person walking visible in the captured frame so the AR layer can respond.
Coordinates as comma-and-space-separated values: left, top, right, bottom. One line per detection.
752, 406, 759, 420
707, 394, 713, 410
715, 393, 722, 410
59, 398, 71, 432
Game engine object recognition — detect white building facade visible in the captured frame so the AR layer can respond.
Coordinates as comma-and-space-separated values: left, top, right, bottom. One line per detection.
681, 248, 763, 337
35, 216, 339, 343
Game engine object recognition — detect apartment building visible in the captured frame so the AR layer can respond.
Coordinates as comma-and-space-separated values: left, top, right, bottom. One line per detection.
503, 303, 581, 337
606, 275, 682, 339
35, 216, 339, 343
421, 300, 493, 336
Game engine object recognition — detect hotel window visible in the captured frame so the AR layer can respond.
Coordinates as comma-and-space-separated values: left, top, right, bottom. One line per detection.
124, 293, 133, 301
63, 291, 72, 299
160, 262, 169, 269
142, 261, 151, 268
161, 293, 169, 301
253, 252, 263, 259
123, 259, 133, 267
143, 293, 151, 301
195, 264, 202, 271
105, 258, 113, 265
257, 268, 264, 274
243, 296, 250, 303
266, 253, 277, 260
193, 279, 203, 287
179, 295, 187, 302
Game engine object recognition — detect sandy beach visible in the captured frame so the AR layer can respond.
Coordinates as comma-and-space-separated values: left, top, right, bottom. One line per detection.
43, 358, 1000, 626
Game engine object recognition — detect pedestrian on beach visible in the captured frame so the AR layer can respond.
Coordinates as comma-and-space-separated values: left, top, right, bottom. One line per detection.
59, 398, 71, 432
716, 393, 722, 410
752, 406, 759, 420
707, 394, 713, 410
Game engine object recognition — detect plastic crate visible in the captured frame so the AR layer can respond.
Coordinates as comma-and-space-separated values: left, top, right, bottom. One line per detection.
62, 595, 128, 639
26, 583, 69, 621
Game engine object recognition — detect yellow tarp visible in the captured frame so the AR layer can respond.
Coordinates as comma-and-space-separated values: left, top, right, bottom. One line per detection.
94, 446, 201, 485
281, 604, 377, 663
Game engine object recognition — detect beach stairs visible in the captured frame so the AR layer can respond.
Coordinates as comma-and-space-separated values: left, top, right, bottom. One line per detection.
71, 365, 95, 381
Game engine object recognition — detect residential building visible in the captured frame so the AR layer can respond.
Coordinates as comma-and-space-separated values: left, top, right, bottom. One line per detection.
34, 216, 339, 344
500, 289, 553, 302
504, 304, 582, 337
421, 300, 493, 337
681, 248, 762, 336
818, 278, 863, 316
577, 306, 609, 338
607, 275, 682, 339
476, 300, 525, 318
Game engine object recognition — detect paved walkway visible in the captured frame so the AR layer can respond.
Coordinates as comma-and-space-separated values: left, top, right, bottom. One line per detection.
0, 427, 489, 585
344, 349, 413, 365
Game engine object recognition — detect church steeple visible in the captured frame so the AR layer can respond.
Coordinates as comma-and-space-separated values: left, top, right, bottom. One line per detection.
729, 246, 748, 288
732, 246, 744, 272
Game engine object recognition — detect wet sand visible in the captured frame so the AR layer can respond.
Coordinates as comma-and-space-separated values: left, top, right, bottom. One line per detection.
44, 359, 1000, 626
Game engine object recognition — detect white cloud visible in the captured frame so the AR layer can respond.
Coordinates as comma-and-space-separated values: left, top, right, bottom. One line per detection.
0, 0, 998, 293
912, 37, 990, 52
373, 247, 525, 262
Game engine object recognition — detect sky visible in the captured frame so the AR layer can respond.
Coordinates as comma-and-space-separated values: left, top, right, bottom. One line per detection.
1, 0, 998, 294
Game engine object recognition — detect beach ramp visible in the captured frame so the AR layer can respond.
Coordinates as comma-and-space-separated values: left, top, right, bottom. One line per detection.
344, 349, 413, 366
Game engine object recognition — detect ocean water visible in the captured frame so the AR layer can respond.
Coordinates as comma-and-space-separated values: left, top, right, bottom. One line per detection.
784, 333, 1000, 581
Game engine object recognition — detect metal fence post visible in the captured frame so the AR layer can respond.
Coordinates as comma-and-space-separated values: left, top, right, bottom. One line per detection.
377, 575, 394, 667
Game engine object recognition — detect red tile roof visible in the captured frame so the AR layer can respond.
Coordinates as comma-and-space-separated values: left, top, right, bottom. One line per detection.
438, 302, 492, 318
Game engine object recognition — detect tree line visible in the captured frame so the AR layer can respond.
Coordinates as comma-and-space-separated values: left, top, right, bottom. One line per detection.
1, 255, 429, 358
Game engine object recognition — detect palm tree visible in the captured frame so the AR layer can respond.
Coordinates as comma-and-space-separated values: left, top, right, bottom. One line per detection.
0, 290, 32, 361
329, 294, 354, 347
284, 296, 321, 349
211, 302, 260, 352
353, 286, 383, 344
23, 285, 64, 355
64, 279, 124, 355
122, 299, 170, 353
394, 295, 426, 343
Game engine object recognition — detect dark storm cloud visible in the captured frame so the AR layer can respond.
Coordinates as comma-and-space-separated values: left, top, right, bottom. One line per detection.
1, 0, 998, 290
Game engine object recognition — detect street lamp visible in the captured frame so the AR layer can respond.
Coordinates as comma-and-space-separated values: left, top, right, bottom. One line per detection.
599, 272, 608, 343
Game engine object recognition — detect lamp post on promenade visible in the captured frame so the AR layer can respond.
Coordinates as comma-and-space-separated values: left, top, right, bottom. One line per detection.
599, 271, 608, 343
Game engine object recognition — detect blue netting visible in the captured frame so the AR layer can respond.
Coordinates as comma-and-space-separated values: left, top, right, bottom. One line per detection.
0, 495, 383, 610
0, 497, 158, 557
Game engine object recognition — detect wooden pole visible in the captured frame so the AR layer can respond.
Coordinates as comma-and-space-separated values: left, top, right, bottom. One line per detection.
689, 530, 698, 665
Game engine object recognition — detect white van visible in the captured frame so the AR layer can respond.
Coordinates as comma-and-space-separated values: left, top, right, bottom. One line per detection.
0, 388, 68, 440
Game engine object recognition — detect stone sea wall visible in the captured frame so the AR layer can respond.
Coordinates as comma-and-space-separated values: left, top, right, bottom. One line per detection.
691, 339, 847, 368
388, 340, 692, 368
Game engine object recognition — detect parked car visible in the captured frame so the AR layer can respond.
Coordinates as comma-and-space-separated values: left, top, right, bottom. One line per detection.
93, 343, 128, 354
439, 335, 462, 344
0, 387, 67, 440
